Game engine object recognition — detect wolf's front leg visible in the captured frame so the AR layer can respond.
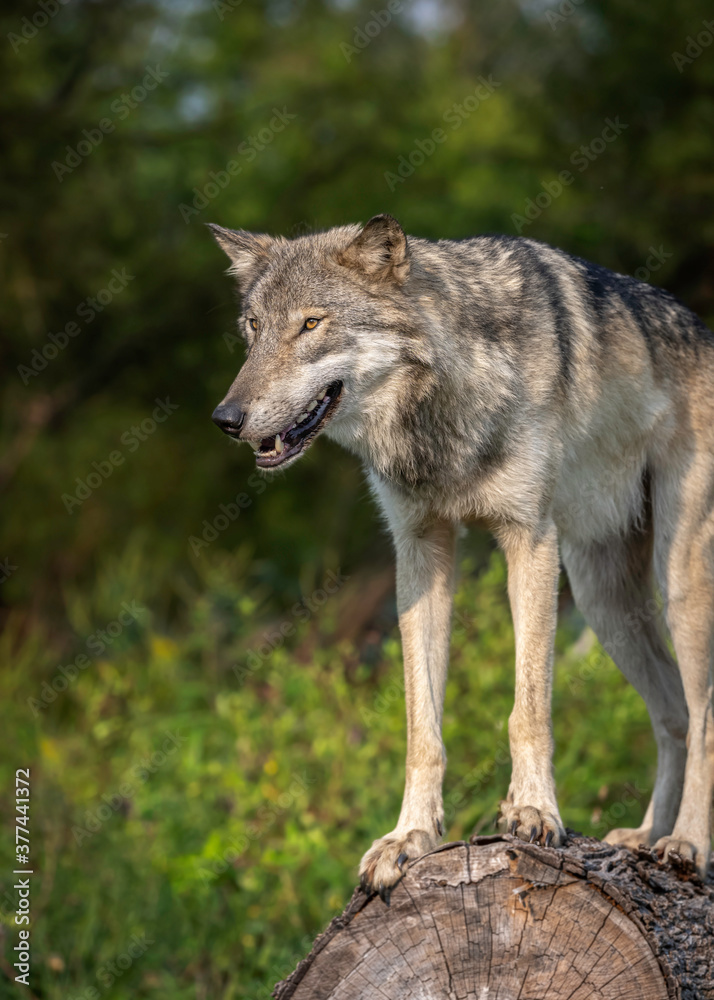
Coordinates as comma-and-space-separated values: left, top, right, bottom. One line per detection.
498, 521, 565, 847
359, 518, 456, 898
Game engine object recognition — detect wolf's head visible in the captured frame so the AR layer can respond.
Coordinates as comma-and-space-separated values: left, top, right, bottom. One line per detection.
209, 214, 419, 471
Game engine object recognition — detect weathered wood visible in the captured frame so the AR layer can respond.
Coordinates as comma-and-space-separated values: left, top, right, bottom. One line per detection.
273, 833, 714, 1000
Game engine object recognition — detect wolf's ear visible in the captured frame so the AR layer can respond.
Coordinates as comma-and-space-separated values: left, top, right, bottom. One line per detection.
337, 214, 409, 285
207, 224, 275, 288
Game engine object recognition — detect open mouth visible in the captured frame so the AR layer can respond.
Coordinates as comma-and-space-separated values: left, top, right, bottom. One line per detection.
252, 381, 343, 468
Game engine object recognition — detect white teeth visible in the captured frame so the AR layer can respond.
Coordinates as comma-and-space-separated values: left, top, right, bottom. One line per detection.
308, 399, 318, 410
247, 441, 258, 451
317, 390, 326, 400
275, 435, 284, 453
298, 412, 309, 422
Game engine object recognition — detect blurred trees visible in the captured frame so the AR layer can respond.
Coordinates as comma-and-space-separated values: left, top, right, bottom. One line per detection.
1, 1, 713, 995
2, 0, 714, 625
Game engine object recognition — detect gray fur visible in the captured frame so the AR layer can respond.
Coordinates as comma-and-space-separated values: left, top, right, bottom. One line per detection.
210, 214, 714, 891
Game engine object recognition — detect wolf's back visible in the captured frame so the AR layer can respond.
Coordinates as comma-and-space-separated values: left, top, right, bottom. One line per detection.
416, 233, 713, 366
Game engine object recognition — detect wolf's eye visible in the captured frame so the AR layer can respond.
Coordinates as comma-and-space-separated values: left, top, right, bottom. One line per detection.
303, 318, 320, 331
249, 318, 258, 331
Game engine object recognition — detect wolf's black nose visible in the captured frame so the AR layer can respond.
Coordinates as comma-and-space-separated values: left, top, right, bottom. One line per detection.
212, 403, 246, 435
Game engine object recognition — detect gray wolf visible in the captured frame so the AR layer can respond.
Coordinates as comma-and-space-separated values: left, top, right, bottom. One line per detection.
209, 213, 714, 895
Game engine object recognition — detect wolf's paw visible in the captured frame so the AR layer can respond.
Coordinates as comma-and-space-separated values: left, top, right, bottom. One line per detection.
359, 829, 438, 901
603, 826, 653, 850
653, 835, 710, 878
498, 801, 565, 848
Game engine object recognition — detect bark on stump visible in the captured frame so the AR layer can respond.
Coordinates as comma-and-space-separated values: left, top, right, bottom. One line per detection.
273, 833, 714, 1000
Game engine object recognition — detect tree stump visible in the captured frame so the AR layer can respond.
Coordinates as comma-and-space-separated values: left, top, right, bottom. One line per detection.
273, 833, 714, 999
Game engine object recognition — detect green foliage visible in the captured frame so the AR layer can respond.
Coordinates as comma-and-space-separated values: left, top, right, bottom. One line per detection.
0, 0, 710, 995
0, 549, 653, 998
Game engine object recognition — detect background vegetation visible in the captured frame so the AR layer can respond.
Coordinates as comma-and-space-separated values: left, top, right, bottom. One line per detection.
1, 0, 713, 996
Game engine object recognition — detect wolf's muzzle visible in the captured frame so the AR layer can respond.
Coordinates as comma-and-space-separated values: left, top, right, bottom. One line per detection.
212, 402, 245, 436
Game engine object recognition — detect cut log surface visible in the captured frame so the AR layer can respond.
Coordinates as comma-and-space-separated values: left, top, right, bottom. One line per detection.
273, 833, 714, 1000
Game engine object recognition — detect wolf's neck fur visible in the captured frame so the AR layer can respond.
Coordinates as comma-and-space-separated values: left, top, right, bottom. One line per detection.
329, 281, 521, 496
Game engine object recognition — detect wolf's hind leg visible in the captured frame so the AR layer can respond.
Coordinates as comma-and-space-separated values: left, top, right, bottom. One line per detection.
358, 515, 456, 898
561, 530, 688, 848
652, 462, 714, 877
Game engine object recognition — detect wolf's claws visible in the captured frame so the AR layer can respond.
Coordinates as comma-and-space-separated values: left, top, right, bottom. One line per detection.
529, 826, 538, 843
545, 830, 554, 847
396, 852, 409, 871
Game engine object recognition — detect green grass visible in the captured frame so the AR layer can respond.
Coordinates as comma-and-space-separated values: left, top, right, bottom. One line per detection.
0, 546, 654, 999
